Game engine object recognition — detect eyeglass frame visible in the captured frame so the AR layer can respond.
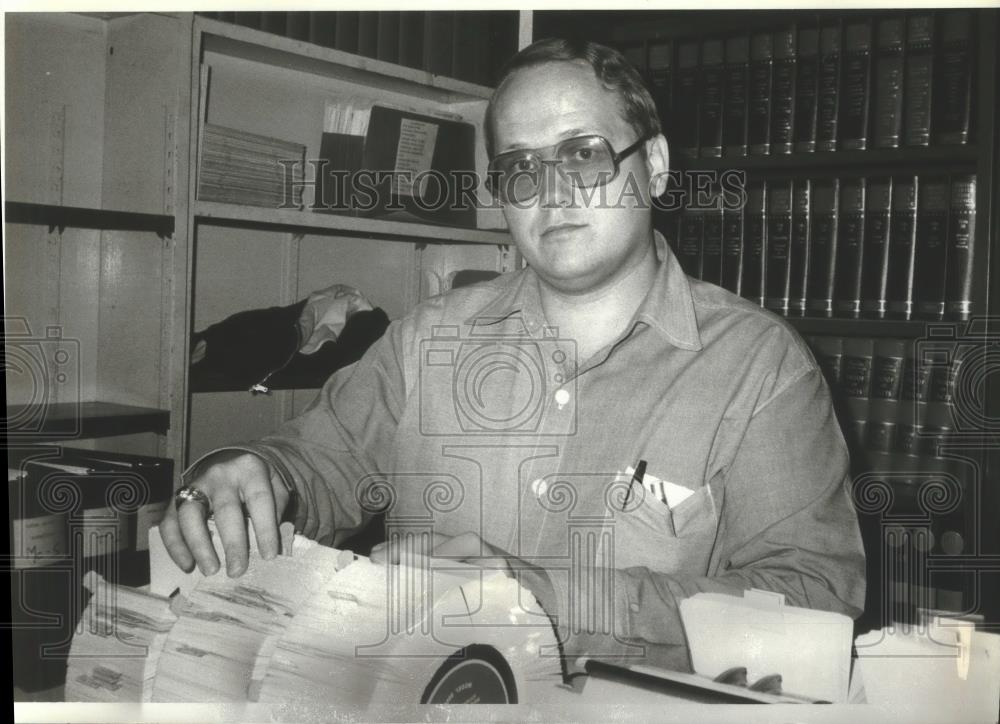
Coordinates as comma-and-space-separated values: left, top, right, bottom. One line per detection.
485, 133, 653, 203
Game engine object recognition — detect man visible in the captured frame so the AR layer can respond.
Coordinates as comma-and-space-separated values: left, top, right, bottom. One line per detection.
162, 38, 865, 674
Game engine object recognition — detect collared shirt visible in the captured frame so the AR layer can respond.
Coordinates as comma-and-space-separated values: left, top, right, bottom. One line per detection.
240, 231, 866, 672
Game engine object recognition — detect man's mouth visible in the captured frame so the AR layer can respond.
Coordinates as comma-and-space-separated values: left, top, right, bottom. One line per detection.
541, 222, 587, 238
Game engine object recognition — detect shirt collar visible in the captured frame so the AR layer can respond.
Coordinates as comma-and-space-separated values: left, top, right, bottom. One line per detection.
467, 230, 702, 351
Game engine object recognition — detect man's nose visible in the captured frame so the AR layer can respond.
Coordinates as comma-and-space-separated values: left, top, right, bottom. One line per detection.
535, 159, 574, 209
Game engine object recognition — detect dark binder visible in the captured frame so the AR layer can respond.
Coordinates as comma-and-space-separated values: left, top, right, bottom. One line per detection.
933, 11, 974, 145
648, 39, 674, 136
723, 35, 750, 157
742, 180, 767, 306
677, 207, 705, 278
770, 26, 797, 155
839, 20, 873, 151
816, 24, 843, 152
703, 196, 725, 286
747, 32, 774, 156
834, 177, 866, 317
860, 177, 893, 317
903, 13, 935, 146
873, 17, 905, 148
793, 26, 820, 153
913, 177, 950, 318
699, 39, 726, 158
944, 174, 977, 320
789, 179, 812, 314
398, 12, 426, 69
675, 40, 701, 158
807, 178, 840, 316
422, 11, 454, 75
765, 179, 793, 313
886, 176, 919, 318
721, 201, 745, 294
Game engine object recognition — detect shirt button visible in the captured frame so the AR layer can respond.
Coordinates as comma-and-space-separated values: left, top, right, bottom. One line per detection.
531, 478, 548, 498
554, 389, 571, 407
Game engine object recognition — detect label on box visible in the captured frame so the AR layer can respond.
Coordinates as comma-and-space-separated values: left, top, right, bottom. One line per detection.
79, 506, 128, 558
11, 514, 67, 568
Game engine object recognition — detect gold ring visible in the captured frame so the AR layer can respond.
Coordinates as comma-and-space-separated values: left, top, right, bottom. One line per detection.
174, 485, 212, 514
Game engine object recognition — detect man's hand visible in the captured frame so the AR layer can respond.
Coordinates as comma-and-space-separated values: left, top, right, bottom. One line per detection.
371, 531, 557, 617
159, 451, 290, 578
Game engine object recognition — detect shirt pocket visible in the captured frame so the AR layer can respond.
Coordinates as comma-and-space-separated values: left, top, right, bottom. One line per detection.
600, 484, 718, 577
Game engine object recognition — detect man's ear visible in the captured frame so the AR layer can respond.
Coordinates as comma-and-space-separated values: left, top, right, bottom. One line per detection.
645, 133, 670, 199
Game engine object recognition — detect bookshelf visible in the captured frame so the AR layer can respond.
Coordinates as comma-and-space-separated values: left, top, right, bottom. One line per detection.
542, 7, 999, 629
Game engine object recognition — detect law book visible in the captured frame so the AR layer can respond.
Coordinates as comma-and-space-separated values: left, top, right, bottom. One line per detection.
806, 178, 840, 316
897, 345, 930, 459
944, 174, 978, 320
702, 199, 725, 286
933, 10, 974, 145
841, 336, 875, 459
838, 20, 874, 151
722, 35, 750, 157
677, 207, 705, 279
789, 179, 812, 314
720, 201, 744, 295
860, 177, 893, 317
922, 345, 956, 456
742, 180, 767, 306
834, 177, 866, 317
886, 176, 919, 319
675, 40, 701, 158
647, 39, 674, 139
903, 13, 935, 146
699, 39, 726, 158
764, 179, 793, 313
747, 32, 774, 156
873, 17, 905, 148
809, 335, 844, 390
913, 176, 951, 318
816, 24, 843, 152
866, 338, 907, 454
793, 26, 820, 153
770, 26, 797, 155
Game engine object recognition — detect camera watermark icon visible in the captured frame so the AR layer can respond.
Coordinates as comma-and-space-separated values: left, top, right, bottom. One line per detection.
418, 320, 577, 436
3, 317, 81, 443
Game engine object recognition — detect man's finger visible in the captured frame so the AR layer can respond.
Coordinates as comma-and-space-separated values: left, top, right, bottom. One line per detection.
432, 531, 488, 559
212, 490, 250, 577
177, 498, 220, 576
242, 478, 279, 561
159, 508, 195, 573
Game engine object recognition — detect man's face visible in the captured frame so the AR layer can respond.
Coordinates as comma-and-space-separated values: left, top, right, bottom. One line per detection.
491, 61, 669, 295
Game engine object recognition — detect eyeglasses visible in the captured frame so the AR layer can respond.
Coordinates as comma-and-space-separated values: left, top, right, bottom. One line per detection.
486, 134, 650, 204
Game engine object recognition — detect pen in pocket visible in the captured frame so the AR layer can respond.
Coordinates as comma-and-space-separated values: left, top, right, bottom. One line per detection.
622, 459, 646, 510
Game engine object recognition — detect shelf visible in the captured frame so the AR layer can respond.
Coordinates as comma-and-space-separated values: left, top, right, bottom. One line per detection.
5, 201, 174, 236
676, 145, 980, 174
785, 316, 964, 339
194, 200, 512, 245
198, 16, 493, 104
4, 401, 170, 442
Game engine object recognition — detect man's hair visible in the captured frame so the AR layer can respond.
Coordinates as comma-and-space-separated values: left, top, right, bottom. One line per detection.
484, 37, 662, 159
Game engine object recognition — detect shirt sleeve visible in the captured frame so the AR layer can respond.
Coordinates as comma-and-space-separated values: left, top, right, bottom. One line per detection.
533, 366, 867, 674
235, 319, 407, 546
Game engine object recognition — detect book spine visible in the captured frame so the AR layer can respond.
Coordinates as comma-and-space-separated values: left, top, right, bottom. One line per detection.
886, 176, 919, 318
748, 32, 774, 156
793, 27, 820, 153
903, 13, 935, 146
770, 26, 797, 155
841, 336, 875, 458
765, 179, 793, 313
944, 174, 977, 319
913, 177, 950, 318
839, 20, 873, 151
867, 337, 907, 455
648, 39, 674, 137
699, 39, 726, 158
702, 200, 725, 286
721, 204, 744, 294
742, 180, 767, 306
807, 178, 839, 315
816, 24, 842, 152
873, 17, 905, 148
834, 177, 866, 317
723, 35, 750, 157
789, 179, 811, 314
677, 206, 705, 278
809, 335, 844, 390
860, 177, 893, 317
675, 41, 701, 158
934, 10, 974, 145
